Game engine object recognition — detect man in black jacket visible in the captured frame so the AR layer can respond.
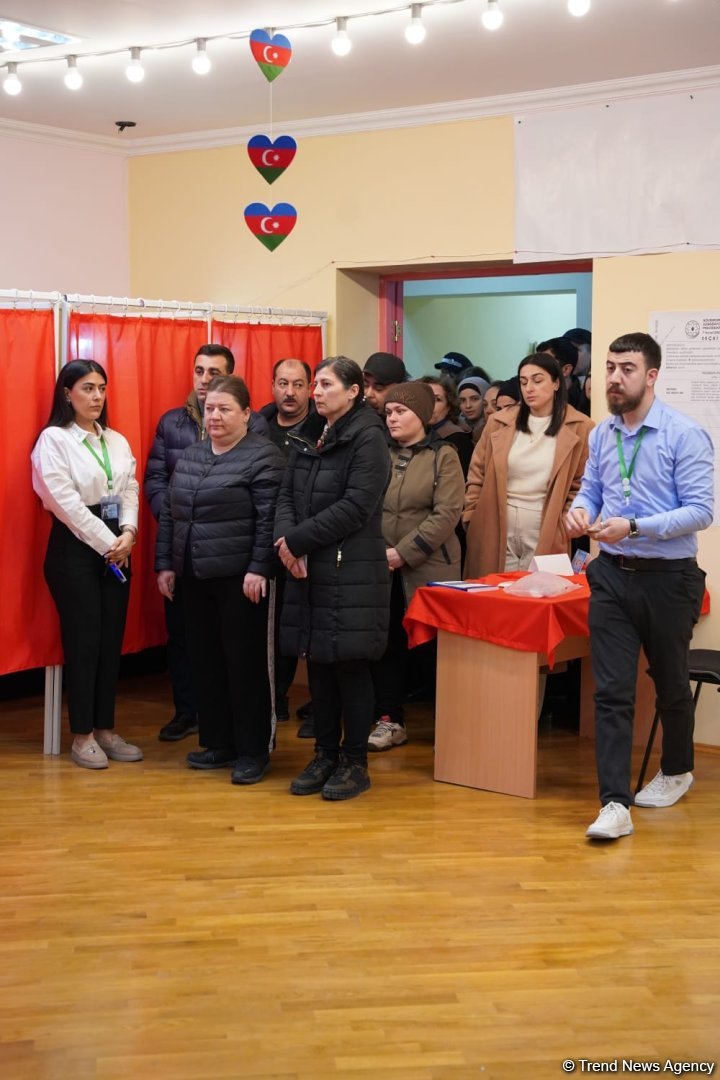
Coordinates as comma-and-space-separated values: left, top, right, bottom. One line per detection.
260, 359, 324, 731
145, 343, 269, 741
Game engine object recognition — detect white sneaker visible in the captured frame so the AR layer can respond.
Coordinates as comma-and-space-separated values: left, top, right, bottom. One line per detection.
586, 802, 634, 840
368, 718, 408, 752
634, 770, 693, 808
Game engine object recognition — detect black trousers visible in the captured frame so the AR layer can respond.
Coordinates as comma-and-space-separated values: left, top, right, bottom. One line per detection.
164, 577, 197, 717
371, 569, 408, 725
182, 574, 272, 757
307, 659, 374, 763
44, 519, 130, 736
587, 553, 706, 807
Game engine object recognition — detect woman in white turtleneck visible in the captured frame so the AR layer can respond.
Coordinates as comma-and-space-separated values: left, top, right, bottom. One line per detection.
463, 353, 594, 578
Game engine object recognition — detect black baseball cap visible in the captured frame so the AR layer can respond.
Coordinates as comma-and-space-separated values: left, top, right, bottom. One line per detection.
364, 352, 407, 386
435, 351, 472, 374
562, 328, 592, 346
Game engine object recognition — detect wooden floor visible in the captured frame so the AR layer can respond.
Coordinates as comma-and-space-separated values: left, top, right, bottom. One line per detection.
1, 674, 719, 1080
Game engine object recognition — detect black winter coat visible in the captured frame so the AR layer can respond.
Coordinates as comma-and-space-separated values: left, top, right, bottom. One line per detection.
155, 434, 284, 580
145, 393, 270, 520
274, 404, 391, 664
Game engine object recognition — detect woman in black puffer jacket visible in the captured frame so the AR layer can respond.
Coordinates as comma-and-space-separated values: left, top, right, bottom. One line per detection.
155, 375, 284, 786
275, 356, 391, 801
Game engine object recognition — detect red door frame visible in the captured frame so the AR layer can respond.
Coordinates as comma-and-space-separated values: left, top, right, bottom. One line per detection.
379, 260, 593, 357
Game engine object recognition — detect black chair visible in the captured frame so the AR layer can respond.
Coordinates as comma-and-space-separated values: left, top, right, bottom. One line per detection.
635, 649, 720, 794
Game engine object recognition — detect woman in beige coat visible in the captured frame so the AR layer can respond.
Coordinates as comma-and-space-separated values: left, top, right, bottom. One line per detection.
369, 381, 465, 751
463, 353, 593, 579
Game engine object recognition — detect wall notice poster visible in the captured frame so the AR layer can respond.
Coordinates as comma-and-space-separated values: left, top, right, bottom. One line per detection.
651, 310, 720, 526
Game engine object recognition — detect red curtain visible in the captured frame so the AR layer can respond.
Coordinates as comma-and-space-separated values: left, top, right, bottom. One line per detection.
0, 309, 62, 674
69, 313, 210, 655
211, 322, 324, 411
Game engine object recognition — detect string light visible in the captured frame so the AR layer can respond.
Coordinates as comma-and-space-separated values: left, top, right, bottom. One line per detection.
331, 17, 352, 56
481, 0, 504, 31
405, 4, 427, 44
191, 38, 211, 75
2, 61, 21, 95
63, 55, 83, 90
125, 47, 145, 83
568, 0, 591, 15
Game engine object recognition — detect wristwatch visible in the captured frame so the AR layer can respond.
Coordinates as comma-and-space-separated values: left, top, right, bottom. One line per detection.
627, 518, 639, 539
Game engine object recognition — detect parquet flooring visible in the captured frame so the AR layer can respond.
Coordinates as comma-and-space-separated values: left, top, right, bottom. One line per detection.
0, 673, 718, 1079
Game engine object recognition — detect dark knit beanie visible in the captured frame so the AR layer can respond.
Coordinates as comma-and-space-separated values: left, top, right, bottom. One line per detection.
384, 381, 436, 429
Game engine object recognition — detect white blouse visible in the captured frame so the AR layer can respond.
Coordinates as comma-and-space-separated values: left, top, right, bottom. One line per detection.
506, 415, 555, 511
31, 423, 139, 556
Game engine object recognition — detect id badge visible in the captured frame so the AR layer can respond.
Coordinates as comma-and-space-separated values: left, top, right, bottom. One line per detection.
100, 495, 121, 523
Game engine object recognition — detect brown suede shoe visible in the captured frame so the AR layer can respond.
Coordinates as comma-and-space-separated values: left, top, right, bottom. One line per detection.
95, 732, 143, 762
71, 740, 109, 770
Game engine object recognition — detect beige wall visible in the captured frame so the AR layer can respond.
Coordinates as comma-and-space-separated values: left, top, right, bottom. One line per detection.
592, 253, 720, 746
128, 116, 515, 355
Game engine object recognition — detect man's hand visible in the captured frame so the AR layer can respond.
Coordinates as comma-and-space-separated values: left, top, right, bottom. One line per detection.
243, 573, 267, 604
157, 570, 176, 601
587, 517, 632, 544
386, 547, 405, 570
565, 507, 591, 538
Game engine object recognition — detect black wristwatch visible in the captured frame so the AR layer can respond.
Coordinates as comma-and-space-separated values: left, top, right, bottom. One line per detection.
627, 517, 639, 539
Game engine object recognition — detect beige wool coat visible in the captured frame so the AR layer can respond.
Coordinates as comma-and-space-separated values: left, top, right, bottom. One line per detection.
383, 436, 465, 602
462, 403, 594, 579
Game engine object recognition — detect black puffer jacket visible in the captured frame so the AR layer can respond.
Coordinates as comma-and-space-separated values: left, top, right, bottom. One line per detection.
274, 404, 391, 663
155, 434, 284, 580
145, 392, 270, 520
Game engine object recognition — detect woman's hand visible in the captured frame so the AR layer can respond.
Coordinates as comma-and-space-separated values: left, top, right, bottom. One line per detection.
157, 570, 176, 601
105, 530, 135, 567
243, 573, 267, 603
289, 555, 308, 579
386, 547, 406, 570
275, 536, 295, 570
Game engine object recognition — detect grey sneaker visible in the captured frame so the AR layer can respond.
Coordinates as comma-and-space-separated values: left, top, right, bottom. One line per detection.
94, 733, 143, 762
71, 739, 109, 770
635, 770, 693, 808
368, 718, 408, 752
586, 802, 634, 840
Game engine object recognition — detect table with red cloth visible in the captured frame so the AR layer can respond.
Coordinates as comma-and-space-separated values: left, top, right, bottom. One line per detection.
404, 572, 710, 800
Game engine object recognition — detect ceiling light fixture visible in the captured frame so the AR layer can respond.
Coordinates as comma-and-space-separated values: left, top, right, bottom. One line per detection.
405, 4, 427, 45
191, 38, 211, 75
63, 54, 83, 90
481, 0, 504, 31
2, 61, 21, 95
125, 46, 145, 83
0, 20, 20, 44
568, 0, 591, 15
331, 16, 352, 56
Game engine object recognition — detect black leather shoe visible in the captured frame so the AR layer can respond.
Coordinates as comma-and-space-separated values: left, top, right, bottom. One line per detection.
231, 755, 271, 785
296, 701, 313, 720
159, 714, 199, 742
275, 695, 290, 722
290, 752, 339, 796
187, 748, 236, 770
297, 717, 315, 739
322, 758, 371, 801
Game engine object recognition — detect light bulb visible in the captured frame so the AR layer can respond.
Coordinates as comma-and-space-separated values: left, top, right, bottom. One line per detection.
125, 47, 145, 83
331, 17, 352, 56
568, 0, 591, 15
64, 56, 83, 90
405, 4, 426, 44
481, 0, 504, 30
192, 38, 211, 75
3, 62, 21, 95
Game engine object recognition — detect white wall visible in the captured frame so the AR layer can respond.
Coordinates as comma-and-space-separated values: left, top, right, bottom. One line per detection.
0, 134, 129, 296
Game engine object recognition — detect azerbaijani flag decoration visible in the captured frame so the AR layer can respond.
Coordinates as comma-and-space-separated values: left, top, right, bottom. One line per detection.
244, 202, 297, 251
247, 135, 297, 185
249, 29, 292, 82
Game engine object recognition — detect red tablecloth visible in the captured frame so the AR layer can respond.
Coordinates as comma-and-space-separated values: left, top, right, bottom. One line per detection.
404, 572, 710, 668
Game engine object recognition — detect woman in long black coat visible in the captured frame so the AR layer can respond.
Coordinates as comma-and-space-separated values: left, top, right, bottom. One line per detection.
275, 356, 391, 801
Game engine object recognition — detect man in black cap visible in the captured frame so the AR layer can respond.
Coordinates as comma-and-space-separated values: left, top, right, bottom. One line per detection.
435, 351, 472, 383
363, 352, 407, 415
562, 327, 592, 378
538, 336, 590, 416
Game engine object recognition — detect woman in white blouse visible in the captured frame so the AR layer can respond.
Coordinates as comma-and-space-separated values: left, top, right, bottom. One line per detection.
463, 353, 594, 578
31, 360, 141, 770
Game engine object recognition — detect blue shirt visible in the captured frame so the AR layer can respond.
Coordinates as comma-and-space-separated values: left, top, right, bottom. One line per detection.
571, 397, 714, 559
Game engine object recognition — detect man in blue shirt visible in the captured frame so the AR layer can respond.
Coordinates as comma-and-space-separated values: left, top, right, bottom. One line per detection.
566, 332, 714, 841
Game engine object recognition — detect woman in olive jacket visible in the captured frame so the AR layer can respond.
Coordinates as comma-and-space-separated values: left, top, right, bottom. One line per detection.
369, 381, 465, 752
274, 356, 391, 802
155, 375, 284, 786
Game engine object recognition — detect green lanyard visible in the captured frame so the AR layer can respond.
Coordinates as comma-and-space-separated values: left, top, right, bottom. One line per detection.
82, 435, 114, 492
615, 426, 647, 503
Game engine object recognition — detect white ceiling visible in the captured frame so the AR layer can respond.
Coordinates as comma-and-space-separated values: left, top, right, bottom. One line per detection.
1, 0, 719, 141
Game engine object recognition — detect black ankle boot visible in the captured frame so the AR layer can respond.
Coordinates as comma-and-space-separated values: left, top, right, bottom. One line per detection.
290, 751, 339, 796
321, 756, 371, 801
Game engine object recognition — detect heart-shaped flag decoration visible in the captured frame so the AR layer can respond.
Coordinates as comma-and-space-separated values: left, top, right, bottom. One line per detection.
247, 135, 297, 185
249, 29, 292, 82
244, 203, 297, 251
